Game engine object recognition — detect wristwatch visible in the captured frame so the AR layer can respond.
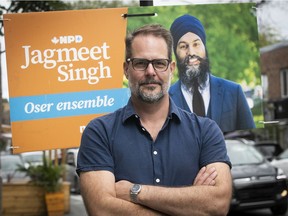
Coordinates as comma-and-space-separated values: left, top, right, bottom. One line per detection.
130, 184, 142, 203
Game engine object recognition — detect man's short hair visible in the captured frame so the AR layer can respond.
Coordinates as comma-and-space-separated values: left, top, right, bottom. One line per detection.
125, 24, 173, 61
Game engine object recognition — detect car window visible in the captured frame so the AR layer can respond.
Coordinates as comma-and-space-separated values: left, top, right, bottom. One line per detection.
254, 144, 282, 159
66, 152, 76, 166
1, 156, 22, 171
226, 141, 264, 165
278, 149, 288, 159
22, 154, 43, 163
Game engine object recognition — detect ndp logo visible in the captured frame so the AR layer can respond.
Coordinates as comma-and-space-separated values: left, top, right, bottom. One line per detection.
51, 35, 83, 44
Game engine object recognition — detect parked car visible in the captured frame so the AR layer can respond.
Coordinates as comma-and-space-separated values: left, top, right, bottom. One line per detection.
20, 151, 44, 168
253, 140, 283, 161
271, 148, 288, 177
19, 149, 80, 193
65, 148, 80, 193
226, 139, 288, 215
20, 150, 62, 168
0, 154, 29, 183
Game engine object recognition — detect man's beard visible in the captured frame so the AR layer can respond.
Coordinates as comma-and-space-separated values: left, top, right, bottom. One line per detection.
129, 77, 171, 104
177, 55, 210, 90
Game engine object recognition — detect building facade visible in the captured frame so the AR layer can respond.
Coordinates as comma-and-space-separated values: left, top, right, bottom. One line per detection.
260, 41, 288, 149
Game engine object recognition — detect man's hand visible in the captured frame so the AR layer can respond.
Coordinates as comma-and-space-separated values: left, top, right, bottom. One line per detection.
193, 166, 217, 186
115, 166, 217, 203
115, 180, 133, 202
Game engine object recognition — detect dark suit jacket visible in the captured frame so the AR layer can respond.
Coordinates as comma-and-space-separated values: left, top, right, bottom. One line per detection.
169, 75, 256, 133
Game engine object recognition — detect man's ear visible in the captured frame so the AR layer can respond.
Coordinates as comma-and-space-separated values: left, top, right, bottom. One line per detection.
123, 62, 129, 79
170, 61, 176, 76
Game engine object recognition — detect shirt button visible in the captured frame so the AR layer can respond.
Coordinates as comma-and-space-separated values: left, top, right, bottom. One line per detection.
155, 178, 160, 183
153, 151, 158, 155
141, 127, 146, 131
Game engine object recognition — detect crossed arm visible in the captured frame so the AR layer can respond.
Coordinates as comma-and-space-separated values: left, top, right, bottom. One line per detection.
80, 162, 232, 216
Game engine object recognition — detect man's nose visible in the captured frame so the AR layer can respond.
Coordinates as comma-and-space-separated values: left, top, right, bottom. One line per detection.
187, 46, 196, 56
145, 62, 156, 76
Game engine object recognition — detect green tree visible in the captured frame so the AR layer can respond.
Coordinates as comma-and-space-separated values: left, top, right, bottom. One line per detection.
0, 1, 71, 37
259, 25, 281, 47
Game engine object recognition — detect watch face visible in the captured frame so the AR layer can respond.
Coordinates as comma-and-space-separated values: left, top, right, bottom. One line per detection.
131, 184, 141, 193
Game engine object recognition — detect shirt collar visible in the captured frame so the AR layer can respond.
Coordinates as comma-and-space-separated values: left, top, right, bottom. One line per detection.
122, 98, 181, 124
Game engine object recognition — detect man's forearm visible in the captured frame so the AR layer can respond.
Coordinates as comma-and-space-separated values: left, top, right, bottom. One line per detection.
83, 195, 164, 216
116, 163, 232, 216
137, 182, 231, 216
80, 170, 165, 216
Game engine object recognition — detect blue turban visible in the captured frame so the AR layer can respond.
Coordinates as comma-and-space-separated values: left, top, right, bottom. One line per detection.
170, 14, 206, 53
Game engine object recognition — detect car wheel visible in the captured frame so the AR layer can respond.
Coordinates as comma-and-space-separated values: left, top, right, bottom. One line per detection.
271, 201, 288, 215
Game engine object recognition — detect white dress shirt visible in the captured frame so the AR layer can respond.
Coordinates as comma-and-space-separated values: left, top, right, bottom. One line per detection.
181, 77, 210, 115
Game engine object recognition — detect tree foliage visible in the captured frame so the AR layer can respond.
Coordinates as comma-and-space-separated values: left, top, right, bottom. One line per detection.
7, 0, 70, 13
0, 1, 72, 38
258, 25, 281, 47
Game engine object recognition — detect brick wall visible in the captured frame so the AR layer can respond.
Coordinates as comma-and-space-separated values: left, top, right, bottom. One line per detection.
260, 42, 288, 101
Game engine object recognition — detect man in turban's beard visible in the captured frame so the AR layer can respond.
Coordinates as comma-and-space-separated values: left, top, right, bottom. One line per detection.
177, 54, 210, 92
169, 14, 255, 133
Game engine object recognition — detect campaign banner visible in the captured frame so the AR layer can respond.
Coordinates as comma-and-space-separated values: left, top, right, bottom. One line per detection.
4, 8, 129, 153
4, 4, 263, 153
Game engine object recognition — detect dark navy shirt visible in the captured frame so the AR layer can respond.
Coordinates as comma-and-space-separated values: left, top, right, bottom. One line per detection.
77, 98, 231, 187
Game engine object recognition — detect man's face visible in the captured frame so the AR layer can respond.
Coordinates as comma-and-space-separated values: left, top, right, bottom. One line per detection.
124, 35, 175, 103
175, 32, 209, 88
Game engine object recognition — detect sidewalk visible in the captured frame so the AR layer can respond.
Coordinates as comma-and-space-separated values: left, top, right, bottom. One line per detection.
65, 194, 87, 216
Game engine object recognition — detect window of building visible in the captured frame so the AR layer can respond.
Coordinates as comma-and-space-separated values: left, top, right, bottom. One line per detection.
261, 74, 268, 99
280, 68, 288, 98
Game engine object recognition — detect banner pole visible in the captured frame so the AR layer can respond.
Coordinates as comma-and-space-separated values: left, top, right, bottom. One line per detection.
139, 0, 153, 6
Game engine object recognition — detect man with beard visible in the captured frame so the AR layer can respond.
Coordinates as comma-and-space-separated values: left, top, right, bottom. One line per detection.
77, 24, 232, 215
169, 14, 255, 133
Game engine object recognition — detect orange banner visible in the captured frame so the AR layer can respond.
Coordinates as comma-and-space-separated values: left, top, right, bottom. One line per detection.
4, 8, 129, 153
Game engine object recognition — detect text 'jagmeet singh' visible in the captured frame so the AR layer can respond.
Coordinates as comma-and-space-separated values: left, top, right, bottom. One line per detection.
20, 41, 112, 85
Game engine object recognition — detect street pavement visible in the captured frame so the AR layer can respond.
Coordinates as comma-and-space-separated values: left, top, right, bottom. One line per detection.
65, 194, 87, 216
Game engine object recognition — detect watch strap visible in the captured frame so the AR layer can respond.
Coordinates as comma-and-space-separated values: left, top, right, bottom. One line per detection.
130, 184, 142, 203
130, 192, 138, 203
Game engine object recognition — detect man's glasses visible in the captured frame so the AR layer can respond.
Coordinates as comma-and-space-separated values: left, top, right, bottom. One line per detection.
127, 58, 171, 72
